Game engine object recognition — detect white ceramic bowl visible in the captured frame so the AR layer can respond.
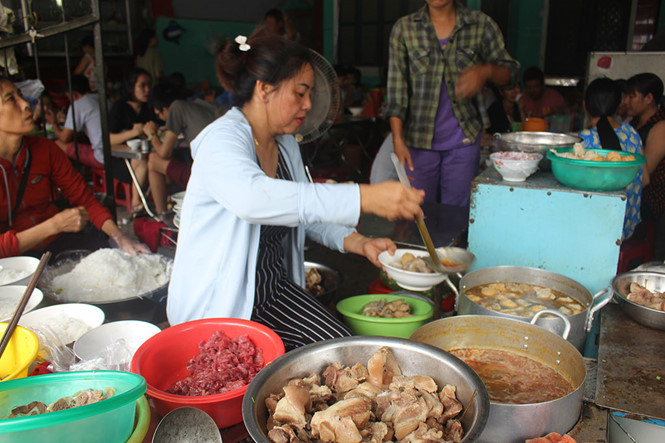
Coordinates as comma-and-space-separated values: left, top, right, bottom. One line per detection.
126, 139, 141, 151
19, 303, 105, 345
490, 151, 543, 182
0, 286, 43, 322
173, 213, 181, 229
348, 106, 363, 116
0, 256, 39, 286
74, 320, 161, 362
378, 249, 447, 291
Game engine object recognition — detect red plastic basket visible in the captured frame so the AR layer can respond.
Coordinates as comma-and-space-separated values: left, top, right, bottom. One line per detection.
130, 318, 284, 428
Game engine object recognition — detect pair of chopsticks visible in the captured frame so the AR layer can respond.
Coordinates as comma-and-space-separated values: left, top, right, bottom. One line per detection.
0, 252, 51, 363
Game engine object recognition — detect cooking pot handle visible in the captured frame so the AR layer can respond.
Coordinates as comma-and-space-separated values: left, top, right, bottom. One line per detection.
530, 309, 571, 340
445, 276, 460, 311
586, 288, 611, 332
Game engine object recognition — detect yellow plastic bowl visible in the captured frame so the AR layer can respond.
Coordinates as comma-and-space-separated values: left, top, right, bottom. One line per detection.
0, 323, 39, 381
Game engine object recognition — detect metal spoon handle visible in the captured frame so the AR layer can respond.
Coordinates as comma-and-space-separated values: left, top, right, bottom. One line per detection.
390, 154, 446, 274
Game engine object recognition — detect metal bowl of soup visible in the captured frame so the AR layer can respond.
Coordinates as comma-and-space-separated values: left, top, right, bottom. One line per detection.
410, 315, 586, 443
455, 266, 611, 351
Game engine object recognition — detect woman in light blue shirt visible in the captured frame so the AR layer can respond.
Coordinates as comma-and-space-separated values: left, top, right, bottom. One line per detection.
168, 30, 425, 349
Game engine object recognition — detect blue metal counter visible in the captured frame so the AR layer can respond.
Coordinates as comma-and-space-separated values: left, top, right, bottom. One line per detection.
468, 167, 626, 296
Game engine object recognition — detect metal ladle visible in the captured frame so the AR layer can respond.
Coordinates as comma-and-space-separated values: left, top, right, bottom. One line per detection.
152, 407, 222, 443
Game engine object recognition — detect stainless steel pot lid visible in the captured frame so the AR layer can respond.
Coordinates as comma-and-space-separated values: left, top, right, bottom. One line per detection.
495, 131, 581, 147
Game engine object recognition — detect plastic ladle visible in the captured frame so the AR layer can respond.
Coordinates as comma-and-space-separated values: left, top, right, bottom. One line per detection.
152, 407, 222, 443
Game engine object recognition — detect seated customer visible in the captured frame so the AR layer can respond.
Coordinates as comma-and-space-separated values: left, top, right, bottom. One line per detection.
0, 76, 147, 257
108, 67, 156, 213
143, 83, 225, 215
47, 75, 104, 169
578, 77, 647, 240
487, 83, 525, 134
521, 66, 566, 118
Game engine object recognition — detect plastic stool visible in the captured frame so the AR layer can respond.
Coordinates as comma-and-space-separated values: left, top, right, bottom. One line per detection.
617, 220, 656, 273
367, 277, 393, 294
114, 179, 133, 212
91, 167, 106, 193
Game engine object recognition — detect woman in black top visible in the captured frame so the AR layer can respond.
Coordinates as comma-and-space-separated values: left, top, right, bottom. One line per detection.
108, 67, 157, 212
487, 83, 525, 134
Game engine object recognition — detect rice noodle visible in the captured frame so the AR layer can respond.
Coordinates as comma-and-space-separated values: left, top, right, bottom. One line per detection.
0, 267, 30, 285
49, 249, 171, 302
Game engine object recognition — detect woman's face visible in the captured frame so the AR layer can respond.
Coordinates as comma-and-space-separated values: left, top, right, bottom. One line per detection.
501, 85, 521, 103
267, 63, 314, 135
626, 90, 651, 117
0, 81, 34, 135
133, 74, 151, 103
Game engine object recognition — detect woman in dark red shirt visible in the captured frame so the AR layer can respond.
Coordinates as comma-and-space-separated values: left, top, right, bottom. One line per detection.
0, 77, 147, 257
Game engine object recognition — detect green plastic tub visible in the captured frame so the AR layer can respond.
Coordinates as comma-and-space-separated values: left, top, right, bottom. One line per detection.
336, 294, 434, 338
0, 371, 146, 443
547, 148, 646, 191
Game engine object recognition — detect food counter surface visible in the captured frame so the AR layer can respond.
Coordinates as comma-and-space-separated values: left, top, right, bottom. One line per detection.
474, 166, 627, 197
596, 304, 665, 419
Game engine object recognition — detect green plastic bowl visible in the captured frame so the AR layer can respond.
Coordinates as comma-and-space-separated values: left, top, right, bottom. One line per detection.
0, 371, 146, 443
336, 294, 434, 338
547, 148, 645, 191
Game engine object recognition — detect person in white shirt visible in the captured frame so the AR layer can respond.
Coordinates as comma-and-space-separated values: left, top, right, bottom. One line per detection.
47, 74, 105, 169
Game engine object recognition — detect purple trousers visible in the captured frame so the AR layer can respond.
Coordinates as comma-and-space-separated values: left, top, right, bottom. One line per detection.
408, 143, 480, 206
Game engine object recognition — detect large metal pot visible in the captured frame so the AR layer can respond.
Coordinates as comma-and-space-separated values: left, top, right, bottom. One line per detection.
242, 336, 490, 442
611, 271, 665, 330
38, 249, 171, 323
410, 315, 586, 443
495, 131, 581, 170
455, 266, 611, 351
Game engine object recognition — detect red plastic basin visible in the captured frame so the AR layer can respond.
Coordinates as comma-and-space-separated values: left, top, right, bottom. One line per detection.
130, 318, 284, 428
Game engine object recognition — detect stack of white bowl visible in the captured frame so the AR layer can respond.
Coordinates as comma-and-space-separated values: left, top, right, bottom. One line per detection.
170, 191, 185, 228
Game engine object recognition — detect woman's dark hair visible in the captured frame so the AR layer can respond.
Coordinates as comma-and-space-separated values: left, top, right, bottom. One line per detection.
523, 66, 544, 85
149, 81, 189, 110
137, 29, 156, 57
264, 9, 284, 24
215, 28, 312, 107
585, 77, 621, 150
123, 67, 150, 101
81, 34, 94, 49
70, 74, 91, 94
626, 72, 664, 105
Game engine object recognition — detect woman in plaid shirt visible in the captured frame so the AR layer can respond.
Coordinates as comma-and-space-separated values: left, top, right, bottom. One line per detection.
385, 0, 519, 206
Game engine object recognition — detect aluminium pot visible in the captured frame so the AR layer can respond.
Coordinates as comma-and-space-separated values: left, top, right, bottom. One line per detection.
455, 266, 611, 352
410, 314, 585, 443
611, 270, 665, 330
38, 249, 171, 323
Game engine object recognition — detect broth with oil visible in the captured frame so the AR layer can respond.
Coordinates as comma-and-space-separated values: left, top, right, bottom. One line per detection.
449, 348, 574, 404
464, 282, 585, 317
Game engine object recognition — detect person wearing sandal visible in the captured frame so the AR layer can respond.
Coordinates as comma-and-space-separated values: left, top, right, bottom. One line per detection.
0, 76, 148, 258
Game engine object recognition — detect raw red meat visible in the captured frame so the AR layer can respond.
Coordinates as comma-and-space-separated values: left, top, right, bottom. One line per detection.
168, 331, 264, 396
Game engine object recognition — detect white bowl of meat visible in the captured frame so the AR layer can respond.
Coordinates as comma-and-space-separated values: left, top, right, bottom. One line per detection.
490, 151, 542, 182
378, 249, 448, 291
